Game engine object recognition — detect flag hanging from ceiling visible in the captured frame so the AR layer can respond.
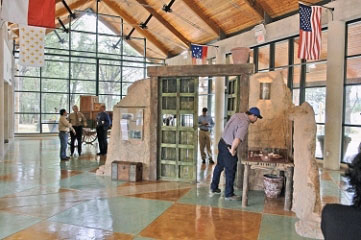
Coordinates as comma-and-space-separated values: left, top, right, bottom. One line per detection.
19, 25, 45, 67
191, 44, 208, 64
0, 0, 55, 28
298, 3, 322, 60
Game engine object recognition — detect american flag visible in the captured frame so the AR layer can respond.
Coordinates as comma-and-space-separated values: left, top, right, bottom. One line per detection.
298, 3, 322, 60
191, 44, 208, 64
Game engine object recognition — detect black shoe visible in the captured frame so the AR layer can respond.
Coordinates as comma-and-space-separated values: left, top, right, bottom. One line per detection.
209, 159, 215, 164
97, 152, 102, 155
61, 157, 69, 161
209, 188, 221, 194
202, 159, 206, 164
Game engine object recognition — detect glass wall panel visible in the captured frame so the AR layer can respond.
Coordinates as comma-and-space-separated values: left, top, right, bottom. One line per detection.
70, 80, 96, 94
42, 60, 69, 79
41, 93, 69, 113
294, 37, 301, 65
275, 40, 288, 67
71, 59, 96, 80
258, 45, 269, 70
347, 22, 361, 56
293, 89, 300, 106
15, 114, 40, 133
305, 87, 326, 123
99, 95, 120, 111
305, 62, 327, 87
42, 78, 68, 93
15, 92, 40, 113
346, 56, 361, 84
344, 85, 361, 125
99, 63, 121, 81
15, 77, 40, 91
99, 82, 121, 94
316, 124, 325, 158
343, 127, 361, 163
293, 65, 301, 88
122, 67, 144, 82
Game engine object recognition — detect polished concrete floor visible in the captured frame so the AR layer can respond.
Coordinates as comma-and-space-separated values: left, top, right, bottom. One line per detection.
0, 137, 352, 240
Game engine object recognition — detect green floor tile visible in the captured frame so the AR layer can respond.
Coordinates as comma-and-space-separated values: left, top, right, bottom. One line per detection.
178, 186, 265, 213
258, 214, 317, 240
57, 172, 123, 190
49, 196, 173, 234
0, 211, 42, 239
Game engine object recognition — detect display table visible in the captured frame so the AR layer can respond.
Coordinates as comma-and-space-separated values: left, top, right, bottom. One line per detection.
241, 156, 294, 210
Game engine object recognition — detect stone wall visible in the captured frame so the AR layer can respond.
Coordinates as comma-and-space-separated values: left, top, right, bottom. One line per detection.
247, 71, 293, 190
96, 78, 158, 180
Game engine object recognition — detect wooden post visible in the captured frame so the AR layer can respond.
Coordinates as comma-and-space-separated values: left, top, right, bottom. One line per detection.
242, 164, 250, 208
284, 167, 293, 210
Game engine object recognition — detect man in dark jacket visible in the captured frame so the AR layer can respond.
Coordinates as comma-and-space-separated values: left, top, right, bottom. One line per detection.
321, 152, 361, 239
96, 104, 111, 156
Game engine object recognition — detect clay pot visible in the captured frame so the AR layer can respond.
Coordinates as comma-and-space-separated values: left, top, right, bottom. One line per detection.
231, 47, 250, 64
263, 174, 283, 198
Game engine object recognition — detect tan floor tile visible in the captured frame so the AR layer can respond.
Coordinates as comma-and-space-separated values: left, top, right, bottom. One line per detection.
263, 197, 295, 217
128, 188, 191, 201
4, 221, 133, 240
140, 203, 261, 240
60, 170, 82, 179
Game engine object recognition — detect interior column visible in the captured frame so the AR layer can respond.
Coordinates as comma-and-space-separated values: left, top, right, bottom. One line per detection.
324, 20, 346, 170
213, 47, 225, 154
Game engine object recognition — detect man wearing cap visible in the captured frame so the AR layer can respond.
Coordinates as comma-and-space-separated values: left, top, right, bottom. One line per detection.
210, 107, 262, 200
198, 107, 215, 164
96, 104, 111, 156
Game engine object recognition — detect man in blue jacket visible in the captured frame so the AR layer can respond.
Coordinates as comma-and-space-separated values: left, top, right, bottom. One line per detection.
96, 104, 111, 156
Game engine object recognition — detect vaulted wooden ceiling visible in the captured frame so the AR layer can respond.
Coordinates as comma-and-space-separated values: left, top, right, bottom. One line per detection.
8, 0, 328, 60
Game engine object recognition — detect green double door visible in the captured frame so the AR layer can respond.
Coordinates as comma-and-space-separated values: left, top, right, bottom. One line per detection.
226, 76, 240, 121
159, 77, 198, 182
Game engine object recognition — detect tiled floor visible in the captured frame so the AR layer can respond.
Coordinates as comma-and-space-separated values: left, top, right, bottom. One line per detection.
0, 137, 350, 239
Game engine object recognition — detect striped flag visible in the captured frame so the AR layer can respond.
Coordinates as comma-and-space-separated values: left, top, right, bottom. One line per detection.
0, 0, 55, 28
298, 3, 322, 60
191, 44, 208, 64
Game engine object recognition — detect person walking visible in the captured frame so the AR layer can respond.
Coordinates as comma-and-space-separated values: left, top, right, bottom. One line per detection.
68, 105, 87, 156
198, 107, 215, 164
96, 104, 111, 156
210, 107, 262, 200
58, 109, 75, 161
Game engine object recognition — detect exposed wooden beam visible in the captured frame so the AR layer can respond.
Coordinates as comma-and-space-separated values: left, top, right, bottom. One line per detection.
182, 0, 225, 38
103, 0, 170, 57
56, 0, 89, 18
243, 0, 264, 20
135, 0, 190, 47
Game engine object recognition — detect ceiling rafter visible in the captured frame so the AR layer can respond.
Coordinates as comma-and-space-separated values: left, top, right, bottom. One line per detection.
56, 0, 90, 18
243, 0, 269, 21
135, 0, 190, 48
102, 0, 170, 57
181, 0, 226, 39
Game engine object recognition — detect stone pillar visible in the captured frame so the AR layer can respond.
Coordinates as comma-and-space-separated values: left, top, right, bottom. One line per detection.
213, 47, 226, 154
0, 26, 5, 159
324, 21, 345, 170
4, 83, 9, 142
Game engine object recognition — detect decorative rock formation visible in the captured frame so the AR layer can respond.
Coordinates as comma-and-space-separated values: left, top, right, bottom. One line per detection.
289, 102, 323, 239
244, 71, 293, 190
96, 78, 158, 181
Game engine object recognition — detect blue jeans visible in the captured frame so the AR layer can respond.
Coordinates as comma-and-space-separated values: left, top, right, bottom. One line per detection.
210, 140, 238, 197
59, 131, 68, 159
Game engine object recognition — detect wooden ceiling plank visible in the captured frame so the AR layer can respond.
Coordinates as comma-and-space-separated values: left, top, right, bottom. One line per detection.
135, 0, 190, 47
102, 0, 169, 57
181, 0, 225, 38
243, 0, 266, 20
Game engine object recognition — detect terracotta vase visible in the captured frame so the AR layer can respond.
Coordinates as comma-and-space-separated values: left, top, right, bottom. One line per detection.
231, 47, 250, 64
263, 174, 284, 198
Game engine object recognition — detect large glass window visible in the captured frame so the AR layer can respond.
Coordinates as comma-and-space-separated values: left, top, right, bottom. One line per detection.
344, 21, 361, 163
14, 14, 163, 133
